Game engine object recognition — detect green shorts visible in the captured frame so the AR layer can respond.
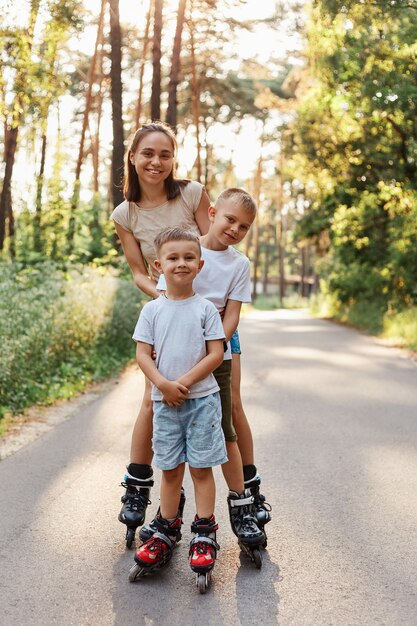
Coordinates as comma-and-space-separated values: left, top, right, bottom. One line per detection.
213, 359, 236, 442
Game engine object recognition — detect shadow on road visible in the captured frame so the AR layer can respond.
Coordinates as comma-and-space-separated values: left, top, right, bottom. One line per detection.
236, 548, 281, 626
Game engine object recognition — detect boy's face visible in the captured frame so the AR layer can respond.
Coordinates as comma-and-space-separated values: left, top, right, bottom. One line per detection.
208, 199, 255, 247
155, 239, 203, 285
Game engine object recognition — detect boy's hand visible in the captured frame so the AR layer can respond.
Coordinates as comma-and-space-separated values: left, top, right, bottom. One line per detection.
160, 380, 189, 407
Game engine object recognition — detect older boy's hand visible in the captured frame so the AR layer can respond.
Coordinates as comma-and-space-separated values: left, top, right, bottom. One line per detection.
160, 380, 189, 407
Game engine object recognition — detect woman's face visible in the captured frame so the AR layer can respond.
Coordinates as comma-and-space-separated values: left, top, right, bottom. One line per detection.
130, 131, 174, 186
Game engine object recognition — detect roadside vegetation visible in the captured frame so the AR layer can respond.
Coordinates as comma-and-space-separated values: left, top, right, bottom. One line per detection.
0, 262, 144, 425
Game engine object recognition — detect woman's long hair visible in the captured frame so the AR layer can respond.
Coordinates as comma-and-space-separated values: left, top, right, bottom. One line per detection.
123, 122, 189, 202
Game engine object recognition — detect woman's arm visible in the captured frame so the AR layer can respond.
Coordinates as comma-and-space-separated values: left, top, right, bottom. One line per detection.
222, 299, 242, 342
114, 222, 159, 299
194, 188, 211, 235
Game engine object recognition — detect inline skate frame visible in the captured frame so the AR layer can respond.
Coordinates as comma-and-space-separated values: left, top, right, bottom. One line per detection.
128, 516, 182, 582
118, 467, 153, 548
139, 487, 186, 543
189, 515, 219, 594
227, 489, 266, 569
244, 465, 272, 546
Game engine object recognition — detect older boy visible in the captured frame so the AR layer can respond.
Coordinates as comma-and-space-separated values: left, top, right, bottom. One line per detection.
151, 188, 266, 550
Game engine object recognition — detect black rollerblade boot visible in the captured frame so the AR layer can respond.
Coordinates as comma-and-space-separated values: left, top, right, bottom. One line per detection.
139, 486, 186, 543
243, 464, 272, 544
128, 515, 182, 582
189, 515, 220, 594
227, 489, 265, 569
118, 464, 153, 548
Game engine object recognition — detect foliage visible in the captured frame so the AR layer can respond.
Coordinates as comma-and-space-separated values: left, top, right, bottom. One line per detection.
383, 307, 417, 351
0, 262, 144, 417
291, 0, 417, 326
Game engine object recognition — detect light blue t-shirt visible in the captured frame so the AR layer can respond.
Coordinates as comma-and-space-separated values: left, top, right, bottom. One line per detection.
157, 245, 251, 359
133, 293, 225, 401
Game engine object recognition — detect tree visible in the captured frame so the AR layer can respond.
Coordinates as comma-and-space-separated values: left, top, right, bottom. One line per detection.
67, 0, 106, 251
166, 0, 187, 132
0, 0, 41, 252
292, 0, 417, 318
33, 0, 83, 254
108, 0, 125, 209
151, 0, 163, 121
134, 0, 153, 129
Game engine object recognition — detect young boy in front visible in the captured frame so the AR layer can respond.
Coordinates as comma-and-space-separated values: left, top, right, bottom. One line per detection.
131, 227, 227, 579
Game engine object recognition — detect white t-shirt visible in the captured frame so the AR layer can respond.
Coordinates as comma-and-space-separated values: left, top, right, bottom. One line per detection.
157, 246, 251, 359
133, 293, 225, 401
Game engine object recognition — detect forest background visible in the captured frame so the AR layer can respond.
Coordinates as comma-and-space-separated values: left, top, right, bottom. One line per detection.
1, 0, 416, 423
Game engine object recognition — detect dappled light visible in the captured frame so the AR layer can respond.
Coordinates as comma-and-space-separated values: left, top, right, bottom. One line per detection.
1, 2, 417, 622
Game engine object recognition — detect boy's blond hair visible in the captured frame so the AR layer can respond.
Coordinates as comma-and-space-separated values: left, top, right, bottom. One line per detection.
215, 188, 257, 217
154, 226, 201, 256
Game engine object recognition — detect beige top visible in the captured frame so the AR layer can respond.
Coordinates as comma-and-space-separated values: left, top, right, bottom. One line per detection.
111, 181, 203, 281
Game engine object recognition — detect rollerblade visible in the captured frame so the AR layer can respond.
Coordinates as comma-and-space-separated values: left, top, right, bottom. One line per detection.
189, 515, 219, 594
118, 465, 153, 548
139, 486, 186, 543
128, 516, 182, 582
227, 489, 266, 569
244, 465, 272, 545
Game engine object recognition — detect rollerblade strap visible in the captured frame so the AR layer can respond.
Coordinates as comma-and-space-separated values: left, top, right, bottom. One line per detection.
229, 494, 254, 507
190, 536, 220, 551
152, 531, 176, 548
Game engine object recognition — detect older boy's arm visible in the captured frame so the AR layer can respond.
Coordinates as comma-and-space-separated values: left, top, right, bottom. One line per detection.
222, 299, 242, 342
177, 339, 224, 390
136, 342, 188, 406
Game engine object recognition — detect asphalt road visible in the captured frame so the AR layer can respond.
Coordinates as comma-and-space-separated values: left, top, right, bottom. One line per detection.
1, 309, 417, 626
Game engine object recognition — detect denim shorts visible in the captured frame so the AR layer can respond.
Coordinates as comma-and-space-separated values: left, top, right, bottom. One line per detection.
152, 392, 228, 470
230, 329, 241, 354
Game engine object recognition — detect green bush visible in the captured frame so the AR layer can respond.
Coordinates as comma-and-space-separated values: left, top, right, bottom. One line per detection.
383, 307, 417, 351
0, 262, 144, 417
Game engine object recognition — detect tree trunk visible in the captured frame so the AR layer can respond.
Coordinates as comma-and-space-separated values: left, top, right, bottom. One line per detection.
188, 11, 201, 180
109, 0, 125, 208
202, 120, 211, 191
251, 151, 263, 301
166, 0, 187, 132
0, 127, 18, 250
92, 22, 105, 194
0, 0, 41, 251
300, 241, 312, 298
262, 214, 271, 295
135, 0, 153, 129
276, 150, 285, 306
68, 0, 106, 250
151, 0, 163, 121
34, 131, 47, 253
